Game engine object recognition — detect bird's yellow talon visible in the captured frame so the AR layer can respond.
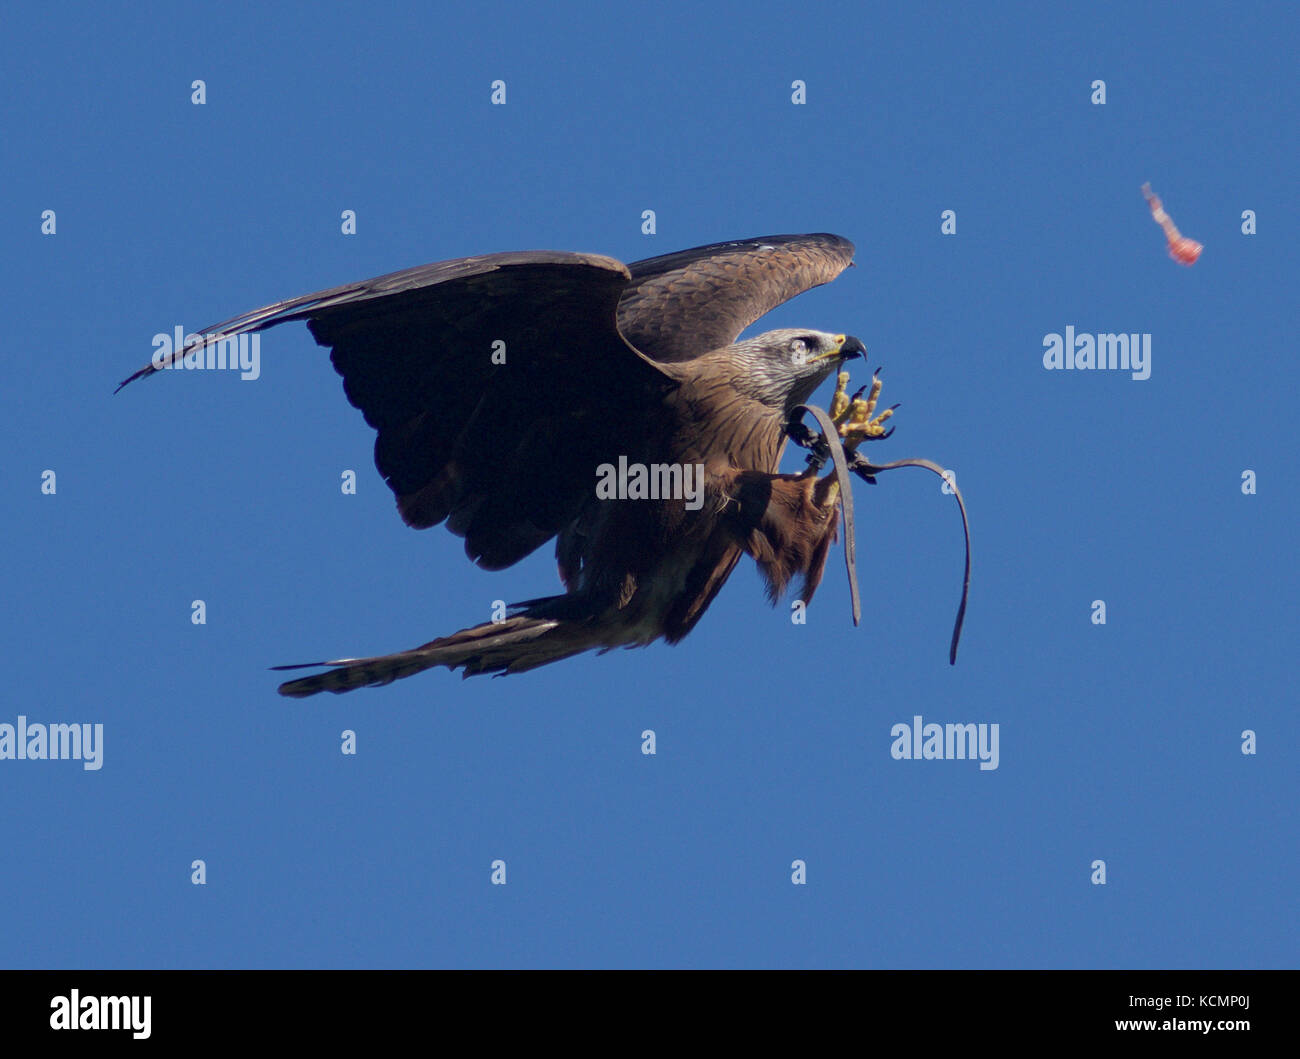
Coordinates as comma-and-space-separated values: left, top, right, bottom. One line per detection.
836, 372, 895, 450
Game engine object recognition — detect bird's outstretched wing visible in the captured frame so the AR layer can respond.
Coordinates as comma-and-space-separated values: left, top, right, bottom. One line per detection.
117, 252, 676, 570
617, 233, 855, 361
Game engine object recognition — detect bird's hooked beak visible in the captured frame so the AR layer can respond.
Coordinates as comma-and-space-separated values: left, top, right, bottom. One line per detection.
837, 334, 866, 360
809, 333, 866, 365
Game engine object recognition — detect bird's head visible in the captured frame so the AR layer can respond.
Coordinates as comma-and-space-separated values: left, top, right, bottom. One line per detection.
727, 329, 866, 414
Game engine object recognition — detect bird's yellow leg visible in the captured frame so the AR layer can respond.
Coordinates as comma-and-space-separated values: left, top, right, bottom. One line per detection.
828, 369, 853, 424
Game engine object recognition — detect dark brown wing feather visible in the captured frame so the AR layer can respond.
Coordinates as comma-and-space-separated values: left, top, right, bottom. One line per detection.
617, 233, 855, 362
118, 251, 676, 570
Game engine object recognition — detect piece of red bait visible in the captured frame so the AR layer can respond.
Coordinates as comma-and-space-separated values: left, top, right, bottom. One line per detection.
1142, 183, 1203, 265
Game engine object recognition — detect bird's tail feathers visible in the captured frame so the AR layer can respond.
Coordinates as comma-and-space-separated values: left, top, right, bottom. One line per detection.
273, 605, 599, 697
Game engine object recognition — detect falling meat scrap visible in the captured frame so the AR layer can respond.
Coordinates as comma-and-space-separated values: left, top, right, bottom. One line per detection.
1142, 183, 1203, 265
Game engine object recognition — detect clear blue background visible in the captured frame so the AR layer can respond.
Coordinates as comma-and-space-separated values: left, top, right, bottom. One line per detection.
2, 0, 1295, 968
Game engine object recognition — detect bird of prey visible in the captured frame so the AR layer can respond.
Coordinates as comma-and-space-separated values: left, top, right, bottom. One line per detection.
120, 233, 918, 696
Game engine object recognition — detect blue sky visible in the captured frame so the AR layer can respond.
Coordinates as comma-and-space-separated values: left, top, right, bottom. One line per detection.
2, 0, 1295, 968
